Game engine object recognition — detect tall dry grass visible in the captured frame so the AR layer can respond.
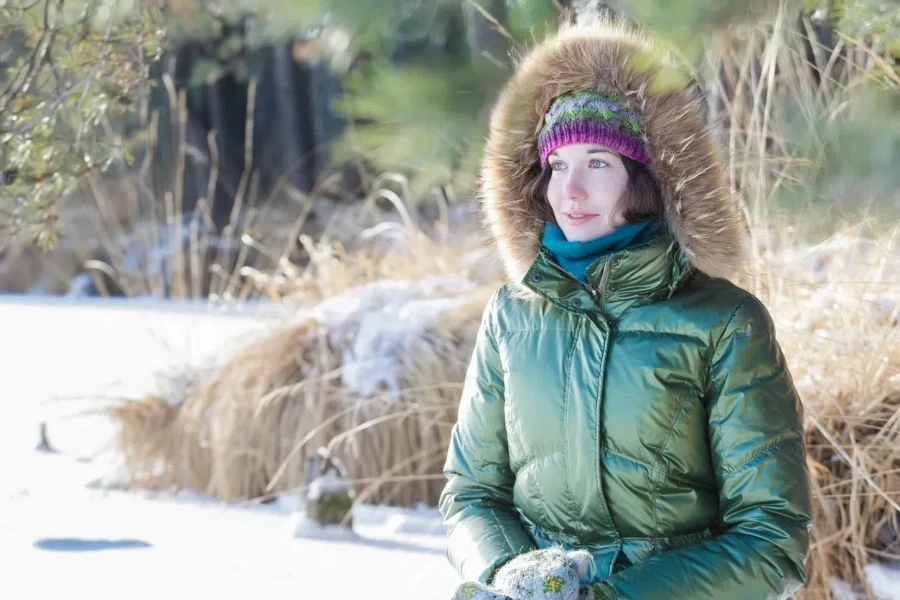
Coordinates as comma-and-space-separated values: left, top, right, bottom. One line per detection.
742, 225, 900, 599
111, 223, 499, 508
104, 7, 900, 599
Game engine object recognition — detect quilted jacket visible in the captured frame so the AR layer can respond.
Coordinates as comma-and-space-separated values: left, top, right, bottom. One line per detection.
439, 19, 813, 600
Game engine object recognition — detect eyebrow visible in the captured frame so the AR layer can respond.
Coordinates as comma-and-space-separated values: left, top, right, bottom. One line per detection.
548, 147, 615, 158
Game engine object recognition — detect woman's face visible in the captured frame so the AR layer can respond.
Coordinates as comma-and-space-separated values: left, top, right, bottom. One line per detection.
546, 143, 629, 242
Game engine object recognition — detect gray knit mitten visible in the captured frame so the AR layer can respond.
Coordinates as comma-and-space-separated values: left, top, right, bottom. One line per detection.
450, 580, 610, 600
490, 547, 593, 600
451, 581, 514, 600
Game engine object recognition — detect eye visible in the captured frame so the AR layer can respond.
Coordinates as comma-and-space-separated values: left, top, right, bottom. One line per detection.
589, 159, 608, 168
550, 161, 565, 171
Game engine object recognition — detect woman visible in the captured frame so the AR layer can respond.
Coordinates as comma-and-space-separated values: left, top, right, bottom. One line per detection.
439, 18, 813, 600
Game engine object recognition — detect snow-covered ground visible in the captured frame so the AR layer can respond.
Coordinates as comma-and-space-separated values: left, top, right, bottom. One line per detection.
0, 295, 460, 599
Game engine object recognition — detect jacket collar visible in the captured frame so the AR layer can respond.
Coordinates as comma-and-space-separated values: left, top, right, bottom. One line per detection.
521, 231, 693, 321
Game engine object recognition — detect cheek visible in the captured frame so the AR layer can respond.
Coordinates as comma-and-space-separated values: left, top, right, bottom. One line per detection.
590, 169, 629, 200
546, 178, 563, 210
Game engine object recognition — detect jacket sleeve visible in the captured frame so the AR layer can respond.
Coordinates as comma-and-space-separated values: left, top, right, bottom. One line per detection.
439, 288, 538, 585
591, 296, 814, 600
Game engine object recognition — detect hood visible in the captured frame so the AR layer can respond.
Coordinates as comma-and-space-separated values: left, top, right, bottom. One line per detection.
478, 18, 749, 284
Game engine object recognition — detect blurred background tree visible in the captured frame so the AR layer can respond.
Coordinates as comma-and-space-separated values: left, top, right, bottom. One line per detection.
0, 0, 164, 248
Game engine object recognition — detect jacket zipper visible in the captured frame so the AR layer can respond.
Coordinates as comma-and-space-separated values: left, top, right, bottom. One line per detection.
594, 259, 612, 309
543, 252, 612, 307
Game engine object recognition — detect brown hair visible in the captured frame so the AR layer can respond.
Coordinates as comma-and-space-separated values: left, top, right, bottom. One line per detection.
521, 154, 664, 229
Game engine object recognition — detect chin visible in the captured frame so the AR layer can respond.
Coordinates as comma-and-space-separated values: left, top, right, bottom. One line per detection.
562, 224, 610, 242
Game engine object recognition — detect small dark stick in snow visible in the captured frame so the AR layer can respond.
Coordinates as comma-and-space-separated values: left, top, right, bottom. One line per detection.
35, 421, 56, 453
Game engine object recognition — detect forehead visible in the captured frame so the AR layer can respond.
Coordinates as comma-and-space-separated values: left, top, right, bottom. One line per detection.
549, 144, 616, 157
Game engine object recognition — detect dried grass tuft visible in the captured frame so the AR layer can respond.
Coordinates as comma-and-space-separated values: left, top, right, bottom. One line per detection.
109, 208, 499, 506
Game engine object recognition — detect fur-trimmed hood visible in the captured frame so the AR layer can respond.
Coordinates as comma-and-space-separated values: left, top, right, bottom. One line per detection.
478, 18, 749, 284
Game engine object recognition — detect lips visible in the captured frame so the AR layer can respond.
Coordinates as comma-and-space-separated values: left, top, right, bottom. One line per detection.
563, 212, 598, 226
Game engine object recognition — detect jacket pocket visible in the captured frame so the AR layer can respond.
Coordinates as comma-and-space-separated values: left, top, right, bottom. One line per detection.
619, 525, 715, 566
662, 525, 715, 550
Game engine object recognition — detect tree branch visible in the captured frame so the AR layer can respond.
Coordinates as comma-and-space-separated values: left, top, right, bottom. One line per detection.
0, 0, 63, 119
74, 2, 118, 147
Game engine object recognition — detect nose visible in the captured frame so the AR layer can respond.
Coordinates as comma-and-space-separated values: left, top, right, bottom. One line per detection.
563, 171, 588, 202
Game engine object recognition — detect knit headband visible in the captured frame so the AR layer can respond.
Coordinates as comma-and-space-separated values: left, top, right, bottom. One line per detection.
538, 90, 651, 167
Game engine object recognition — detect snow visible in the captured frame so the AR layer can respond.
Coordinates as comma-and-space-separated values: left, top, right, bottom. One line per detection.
866, 563, 900, 600
830, 564, 900, 600
0, 294, 281, 456
309, 277, 475, 398
0, 295, 461, 599
289, 512, 360, 541
2, 451, 456, 599
305, 468, 352, 502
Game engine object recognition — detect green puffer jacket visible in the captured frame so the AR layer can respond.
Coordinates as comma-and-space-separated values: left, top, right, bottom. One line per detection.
439, 20, 813, 600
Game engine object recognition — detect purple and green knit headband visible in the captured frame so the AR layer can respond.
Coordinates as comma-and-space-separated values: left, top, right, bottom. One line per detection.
538, 90, 651, 167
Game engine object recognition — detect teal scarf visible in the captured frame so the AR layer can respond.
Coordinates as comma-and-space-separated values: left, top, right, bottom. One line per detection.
541, 217, 664, 284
